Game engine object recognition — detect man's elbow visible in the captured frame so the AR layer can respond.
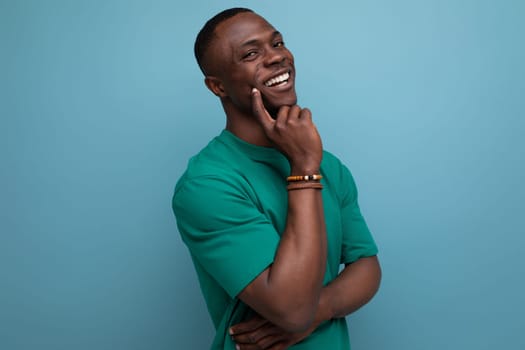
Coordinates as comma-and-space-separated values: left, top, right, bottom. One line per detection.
258, 295, 319, 332
274, 307, 316, 333
238, 274, 320, 332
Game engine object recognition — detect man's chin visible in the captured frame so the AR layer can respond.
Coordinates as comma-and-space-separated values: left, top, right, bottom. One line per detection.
263, 93, 298, 116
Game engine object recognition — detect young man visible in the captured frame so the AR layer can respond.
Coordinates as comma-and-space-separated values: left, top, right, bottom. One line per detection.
173, 8, 381, 350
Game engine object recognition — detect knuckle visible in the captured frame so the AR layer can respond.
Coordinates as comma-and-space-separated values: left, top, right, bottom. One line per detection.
301, 110, 312, 119
275, 121, 286, 131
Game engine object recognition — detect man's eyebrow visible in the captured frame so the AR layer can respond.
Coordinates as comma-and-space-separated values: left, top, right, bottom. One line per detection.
240, 31, 282, 47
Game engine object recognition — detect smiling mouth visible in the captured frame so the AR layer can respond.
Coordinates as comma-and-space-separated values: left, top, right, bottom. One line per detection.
264, 71, 290, 87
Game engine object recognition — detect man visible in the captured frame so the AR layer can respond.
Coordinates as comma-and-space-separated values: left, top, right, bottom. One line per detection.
173, 8, 381, 350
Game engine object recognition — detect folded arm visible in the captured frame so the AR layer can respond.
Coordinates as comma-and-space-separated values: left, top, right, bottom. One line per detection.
231, 256, 381, 349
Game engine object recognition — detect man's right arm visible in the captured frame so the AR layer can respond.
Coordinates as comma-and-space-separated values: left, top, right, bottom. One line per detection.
235, 88, 327, 333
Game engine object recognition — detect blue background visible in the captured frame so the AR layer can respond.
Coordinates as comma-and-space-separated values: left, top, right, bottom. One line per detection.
2, 0, 524, 349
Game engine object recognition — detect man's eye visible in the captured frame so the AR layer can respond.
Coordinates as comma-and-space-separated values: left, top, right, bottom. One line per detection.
243, 51, 257, 59
274, 41, 285, 47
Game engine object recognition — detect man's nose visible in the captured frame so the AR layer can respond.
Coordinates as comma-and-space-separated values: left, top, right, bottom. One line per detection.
264, 47, 286, 66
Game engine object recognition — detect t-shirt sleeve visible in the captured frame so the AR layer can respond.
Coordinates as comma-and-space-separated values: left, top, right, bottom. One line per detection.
338, 163, 378, 264
172, 175, 280, 298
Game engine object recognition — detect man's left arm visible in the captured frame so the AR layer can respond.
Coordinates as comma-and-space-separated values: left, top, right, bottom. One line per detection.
230, 256, 381, 349
319, 255, 381, 320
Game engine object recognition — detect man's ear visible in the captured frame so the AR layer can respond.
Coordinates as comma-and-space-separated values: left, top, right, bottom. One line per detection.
204, 76, 227, 98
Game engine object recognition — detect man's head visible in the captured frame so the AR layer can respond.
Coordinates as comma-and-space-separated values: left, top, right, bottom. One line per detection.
194, 8, 297, 116
194, 8, 254, 76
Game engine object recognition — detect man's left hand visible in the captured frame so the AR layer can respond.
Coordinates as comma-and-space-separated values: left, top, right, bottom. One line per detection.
229, 313, 320, 350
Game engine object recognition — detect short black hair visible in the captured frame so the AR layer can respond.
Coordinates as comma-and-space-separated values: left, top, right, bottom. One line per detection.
194, 7, 254, 75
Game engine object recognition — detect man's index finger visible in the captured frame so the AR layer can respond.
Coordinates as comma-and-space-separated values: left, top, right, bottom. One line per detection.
251, 88, 273, 129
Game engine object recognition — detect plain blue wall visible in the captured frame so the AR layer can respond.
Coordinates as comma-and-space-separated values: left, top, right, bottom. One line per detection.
2, 1, 524, 349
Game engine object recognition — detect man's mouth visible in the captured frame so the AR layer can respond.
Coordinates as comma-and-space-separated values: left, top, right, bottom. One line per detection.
264, 72, 290, 87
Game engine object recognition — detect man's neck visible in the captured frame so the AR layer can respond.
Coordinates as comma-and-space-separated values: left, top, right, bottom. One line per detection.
223, 102, 273, 147
225, 117, 273, 147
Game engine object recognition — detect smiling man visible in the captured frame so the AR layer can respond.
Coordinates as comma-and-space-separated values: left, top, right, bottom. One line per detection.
172, 8, 381, 350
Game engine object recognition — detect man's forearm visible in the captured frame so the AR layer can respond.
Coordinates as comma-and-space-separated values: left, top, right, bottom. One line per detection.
270, 186, 327, 322
318, 256, 381, 321
238, 91, 327, 332
239, 186, 327, 332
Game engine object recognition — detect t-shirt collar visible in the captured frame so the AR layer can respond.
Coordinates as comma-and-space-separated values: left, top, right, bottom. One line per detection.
219, 129, 285, 161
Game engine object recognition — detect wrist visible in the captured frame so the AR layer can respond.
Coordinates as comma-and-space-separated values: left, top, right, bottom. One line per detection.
289, 164, 320, 176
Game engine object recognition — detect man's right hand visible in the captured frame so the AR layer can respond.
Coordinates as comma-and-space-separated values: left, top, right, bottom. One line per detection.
251, 88, 323, 175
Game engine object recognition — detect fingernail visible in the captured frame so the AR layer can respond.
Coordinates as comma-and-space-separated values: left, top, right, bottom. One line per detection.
229, 327, 234, 335
235, 345, 240, 350
252, 88, 258, 94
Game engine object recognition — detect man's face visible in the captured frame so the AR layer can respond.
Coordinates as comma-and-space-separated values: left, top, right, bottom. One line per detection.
207, 12, 297, 115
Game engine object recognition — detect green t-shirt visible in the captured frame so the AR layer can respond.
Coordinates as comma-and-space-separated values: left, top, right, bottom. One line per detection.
173, 130, 378, 349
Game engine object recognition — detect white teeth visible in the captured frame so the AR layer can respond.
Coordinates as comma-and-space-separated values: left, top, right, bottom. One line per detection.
265, 72, 290, 87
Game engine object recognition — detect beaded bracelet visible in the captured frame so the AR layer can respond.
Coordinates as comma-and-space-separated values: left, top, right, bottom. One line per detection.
286, 174, 323, 182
